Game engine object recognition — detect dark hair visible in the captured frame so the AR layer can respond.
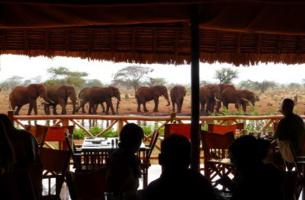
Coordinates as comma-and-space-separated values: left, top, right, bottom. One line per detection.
229, 135, 260, 170
0, 114, 14, 133
119, 123, 144, 152
282, 98, 294, 113
159, 134, 191, 169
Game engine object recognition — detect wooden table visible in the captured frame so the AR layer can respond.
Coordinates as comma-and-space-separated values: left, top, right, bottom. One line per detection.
80, 137, 151, 187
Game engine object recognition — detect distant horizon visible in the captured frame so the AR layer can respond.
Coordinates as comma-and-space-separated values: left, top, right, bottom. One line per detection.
1, 54, 305, 85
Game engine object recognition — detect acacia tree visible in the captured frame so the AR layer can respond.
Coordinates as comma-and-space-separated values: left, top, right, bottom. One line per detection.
112, 66, 153, 92
215, 68, 238, 84
146, 77, 167, 86
45, 67, 88, 89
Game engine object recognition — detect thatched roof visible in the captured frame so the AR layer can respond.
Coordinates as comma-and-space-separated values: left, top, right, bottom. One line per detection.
2, 0, 305, 65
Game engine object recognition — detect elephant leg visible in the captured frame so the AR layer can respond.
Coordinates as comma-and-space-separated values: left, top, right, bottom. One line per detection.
101, 103, 105, 113
15, 106, 22, 115
44, 104, 50, 115
109, 101, 115, 114
137, 103, 141, 112
52, 105, 58, 115
143, 102, 149, 112
215, 101, 221, 113
88, 102, 94, 114
58, 99, 66, 114
153, 98, 159, 112
179, 98, 184, 113
172, 100, 176, 112
242, 103, 247, 112
33, 102, 38, 115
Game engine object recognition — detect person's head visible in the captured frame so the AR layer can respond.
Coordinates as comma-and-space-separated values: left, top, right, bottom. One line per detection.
0, 114, 16, 168
256, 139, 272, 161
159, 134, 191, 171
280, 98, 294, 116
119, 123, 144, 153
229, 135, 261, 172
0, 114, 14, 134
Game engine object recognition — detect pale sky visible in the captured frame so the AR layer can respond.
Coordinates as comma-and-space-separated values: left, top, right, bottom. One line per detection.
0, 54, 304, 85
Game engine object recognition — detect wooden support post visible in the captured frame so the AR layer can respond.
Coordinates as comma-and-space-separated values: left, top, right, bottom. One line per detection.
117, 119, 124, 134
7, 110, 14, 125
190, 6, 200, 172
62, 118, 69, 127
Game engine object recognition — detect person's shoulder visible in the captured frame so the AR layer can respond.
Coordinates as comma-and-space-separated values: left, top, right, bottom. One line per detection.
14, 129, 35, 140
183, 169, 214, 189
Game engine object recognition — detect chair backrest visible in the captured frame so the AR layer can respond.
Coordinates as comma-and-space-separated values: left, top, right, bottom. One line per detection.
24, 125, 48, 147
201, 131, 235, 160
164, 123, 192, 139
208, 123, 244, 135
45, 125, 74, 150
147, 130, 159, 161
66, 169, 106, 200
40, 148, 71, 199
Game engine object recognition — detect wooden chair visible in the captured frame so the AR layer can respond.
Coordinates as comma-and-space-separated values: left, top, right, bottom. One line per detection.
201, 131, 235, 191
40, 148, 71, 200
208, 123, 244, 135
25, 124, 49, 147
164, 123, 192, 140
66, 169, 106, 200
45, 125, 75, 150
65, 131, 83, 171
141, 130, 159, 188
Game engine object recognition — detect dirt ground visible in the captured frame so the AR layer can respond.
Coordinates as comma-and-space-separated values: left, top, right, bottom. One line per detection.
2, 89, 305, 116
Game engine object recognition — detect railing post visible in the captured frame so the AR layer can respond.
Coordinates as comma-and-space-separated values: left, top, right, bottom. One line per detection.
7, 110, 14, 125
117, 119, 124, 134
190, 5, 200, 172
62, 118, 69, 126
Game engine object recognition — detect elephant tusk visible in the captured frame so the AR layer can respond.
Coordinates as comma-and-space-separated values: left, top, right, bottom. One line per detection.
241, 98, 253, 106
214, 97, 220, 102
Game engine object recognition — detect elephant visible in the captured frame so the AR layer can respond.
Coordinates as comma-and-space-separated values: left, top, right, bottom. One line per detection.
44, 85, 77, 115
135, 85, 170, 112
237, 89, 258, 112
219, 86, 240, 111
78, 87, 97, 114
220, 87, 258, 112
84, 86, 121, 114
9, 84, 52, 115
215, 84, 236, 112
199, 84, 221, 114
170, 85, 186, 113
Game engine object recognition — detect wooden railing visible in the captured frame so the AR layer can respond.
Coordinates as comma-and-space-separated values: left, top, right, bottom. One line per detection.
10, 111, 297, 138
11, 111, 301, 159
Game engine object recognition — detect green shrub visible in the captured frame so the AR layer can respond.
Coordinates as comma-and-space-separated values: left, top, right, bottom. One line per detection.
141, 125, 153, 136
89, 126, 103, 136
73, 128, 86, 139
102, 129, 118, 137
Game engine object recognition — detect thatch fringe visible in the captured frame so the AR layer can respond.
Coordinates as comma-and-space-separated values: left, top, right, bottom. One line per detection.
2, 26, 305, 65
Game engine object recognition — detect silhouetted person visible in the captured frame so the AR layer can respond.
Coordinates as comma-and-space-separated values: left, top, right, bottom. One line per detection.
0, 114, 41, 200
106, 123, 144, 199
274, 98, 305, 156
142, 134, 219, 200
230, 135, 284, 200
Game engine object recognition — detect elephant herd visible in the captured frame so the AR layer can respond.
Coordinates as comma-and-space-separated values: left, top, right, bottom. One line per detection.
8, 83, 258, 115
200, 84, 259, 114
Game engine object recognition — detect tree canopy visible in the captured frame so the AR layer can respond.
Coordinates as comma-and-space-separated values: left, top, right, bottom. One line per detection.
45, 67, 88, 89
215, 68, 238, 84
112, 66, 153, 92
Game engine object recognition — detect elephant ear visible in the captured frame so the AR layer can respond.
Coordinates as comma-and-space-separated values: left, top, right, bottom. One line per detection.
27, 84, 40, 98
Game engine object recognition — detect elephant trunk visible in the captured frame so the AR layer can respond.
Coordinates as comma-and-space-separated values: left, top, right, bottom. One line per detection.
116, 100, 120, 113
163, 91, 170, 106
41, 93, 54, 104
70, 95, 78, 114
